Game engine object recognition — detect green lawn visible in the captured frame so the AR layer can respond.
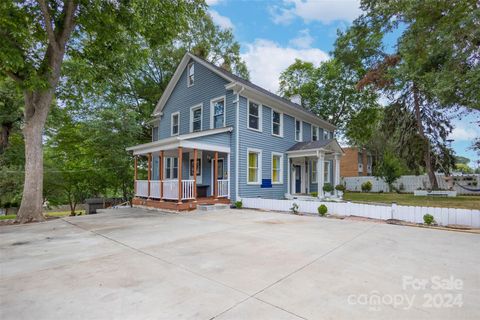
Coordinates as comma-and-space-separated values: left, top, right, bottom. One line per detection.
343, 192, 480, 210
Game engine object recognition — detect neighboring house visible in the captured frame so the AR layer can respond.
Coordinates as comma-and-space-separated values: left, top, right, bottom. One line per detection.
340, 147, 373, 177
126, 53, 343, 210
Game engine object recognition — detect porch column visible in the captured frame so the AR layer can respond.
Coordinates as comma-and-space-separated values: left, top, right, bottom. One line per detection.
193, 148, 198, 201
317, 152, 325, 198
177, 147, 183, 204
334, 153, 341, 196
214, 151, 218, 200
147, 153, 151, 198
134, 155, 138, 196
159, 150, 164, 201
227, 153, 231, 199
287, 157, 291, 196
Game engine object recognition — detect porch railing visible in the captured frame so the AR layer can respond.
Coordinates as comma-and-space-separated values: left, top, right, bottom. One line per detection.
218, 179, 229, 197
135, 179, 226, 200
162, 180, 178, 200
136, 180, 149, 197
182, 180, 195, 199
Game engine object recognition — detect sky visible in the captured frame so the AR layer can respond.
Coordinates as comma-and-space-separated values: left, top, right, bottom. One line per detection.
207, 0, 480, 167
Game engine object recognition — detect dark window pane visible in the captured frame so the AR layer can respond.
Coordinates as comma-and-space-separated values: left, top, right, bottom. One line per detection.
273, 111, 280, 123
249, 103, 258, 116
273, 123, 280, 135
249, 116, 258, 129
214, 115, 224, 128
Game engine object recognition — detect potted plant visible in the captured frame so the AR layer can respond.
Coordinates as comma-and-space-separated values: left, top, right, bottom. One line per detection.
335, 184, 346, 197
322, 183, 334, 197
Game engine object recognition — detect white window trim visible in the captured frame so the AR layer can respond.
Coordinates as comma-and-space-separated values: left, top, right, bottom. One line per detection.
189, 104, 203, 133
311, 160, 318, 183
311, 125, 319, 141
271, 109, 283, 137
271, 152, 283, 184
324, 161, 331, 183
171, 112, 180, 136
210, 95, 226, 129
295, 118, 303, 142
247, 147, 262, 185
247, 99, 263, 132
187, 62, 194, 87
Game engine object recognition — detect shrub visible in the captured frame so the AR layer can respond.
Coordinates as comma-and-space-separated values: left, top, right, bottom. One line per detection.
322, 183, 334, 193
234, 200, 242, 209
318, 204, 328, 216
290, 202, 299, 214
423, 214, 435, 225
310, 192, 318, 197
335, 184, 346, 192
361, 181, 372, 192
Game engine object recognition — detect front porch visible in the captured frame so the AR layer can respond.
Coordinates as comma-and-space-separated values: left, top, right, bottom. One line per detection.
127, 131, 231, 211
286, 140, 343, 200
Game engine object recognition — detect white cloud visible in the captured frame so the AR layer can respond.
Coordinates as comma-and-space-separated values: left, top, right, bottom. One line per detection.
209, 10, 234, 30
270, 0, 362, 25
449, 127, 478, 141
289, 29, 314, 49
206, 0, 221, 6
241, 39, 329, 93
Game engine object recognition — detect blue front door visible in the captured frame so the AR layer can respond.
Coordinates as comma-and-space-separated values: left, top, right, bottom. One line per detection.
294, 165, 301, 193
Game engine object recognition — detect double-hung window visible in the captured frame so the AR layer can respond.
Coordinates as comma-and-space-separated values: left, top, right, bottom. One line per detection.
312, 126, 318, 141
190, 105, 202, 132
165, 157, 178, 179
311, 160, 317, 183
295, 119, 302, 141
211, 97, 225, 128
248, 101, 261, 131
187, 62, 194, 86
271, 153, 283, 184
324, 161, 331, 183
324, 130, 329, 140
272, 110, 282, 136
171, 112, 179, 136
247, 148, 262, 183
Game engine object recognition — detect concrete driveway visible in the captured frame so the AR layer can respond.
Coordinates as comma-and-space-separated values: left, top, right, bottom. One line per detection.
1, 208, 479, 319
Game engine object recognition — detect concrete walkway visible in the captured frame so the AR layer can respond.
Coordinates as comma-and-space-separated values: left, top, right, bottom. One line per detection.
1, 208, 479, 319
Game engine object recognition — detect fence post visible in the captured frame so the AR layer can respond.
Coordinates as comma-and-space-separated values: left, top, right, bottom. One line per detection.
391, 202, 397, 220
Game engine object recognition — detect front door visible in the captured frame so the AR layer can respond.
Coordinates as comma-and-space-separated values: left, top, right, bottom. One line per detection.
294, 165, 301, 194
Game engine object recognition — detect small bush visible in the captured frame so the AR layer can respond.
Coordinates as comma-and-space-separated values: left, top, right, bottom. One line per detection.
361, 181, 372, 192
322, 183, 334, 193
310, 192, 318, 197
335, 184, 346, 192
318, 204, 328, 216
423, 214, 435, 225
290, 202, 299, 214
234, 200, 242, 209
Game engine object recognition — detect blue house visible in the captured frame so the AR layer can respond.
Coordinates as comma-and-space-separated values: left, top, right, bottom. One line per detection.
127, 53, 343, 210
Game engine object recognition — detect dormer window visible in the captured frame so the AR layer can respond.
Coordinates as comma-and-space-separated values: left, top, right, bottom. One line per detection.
187, 62, 194, 87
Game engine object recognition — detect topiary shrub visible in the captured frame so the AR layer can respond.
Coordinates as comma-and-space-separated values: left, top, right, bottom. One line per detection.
335, 184, 346, 192
361, 181, 372, 192
310, 192, 318, 197
234, 200, 243, 209
423, 214, 435, 225
318, 204, 328, 216
322, 183, 334, 193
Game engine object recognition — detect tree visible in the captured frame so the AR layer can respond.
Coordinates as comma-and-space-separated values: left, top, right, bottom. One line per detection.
0, 0, 206, 223
455, 163, 474, 174
279, 58, 379, 131
375, 151, 405, 192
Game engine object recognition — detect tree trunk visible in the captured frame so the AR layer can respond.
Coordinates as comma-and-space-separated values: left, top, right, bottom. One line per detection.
15, 92, 52, 223
412, 83, 438, 190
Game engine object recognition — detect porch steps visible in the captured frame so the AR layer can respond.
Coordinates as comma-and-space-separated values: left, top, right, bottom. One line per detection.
197, 203, 230, 211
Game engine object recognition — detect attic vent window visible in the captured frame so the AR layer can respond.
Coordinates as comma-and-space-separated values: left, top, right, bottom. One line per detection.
187, 62, 194, 86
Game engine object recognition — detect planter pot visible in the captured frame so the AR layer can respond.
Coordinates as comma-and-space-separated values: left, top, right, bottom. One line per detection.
337, 191, 344, 198
324, 192, 332, 197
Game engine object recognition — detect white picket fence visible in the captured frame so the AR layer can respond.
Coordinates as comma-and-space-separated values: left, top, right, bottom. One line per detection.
343, 174, 480, 195
242, 198, 480, 228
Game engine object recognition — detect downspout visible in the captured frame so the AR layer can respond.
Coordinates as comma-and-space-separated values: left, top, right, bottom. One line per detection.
235, 84, 245, 202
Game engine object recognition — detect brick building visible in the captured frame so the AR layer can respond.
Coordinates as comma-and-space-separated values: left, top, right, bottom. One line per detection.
340, 147, 373, 177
